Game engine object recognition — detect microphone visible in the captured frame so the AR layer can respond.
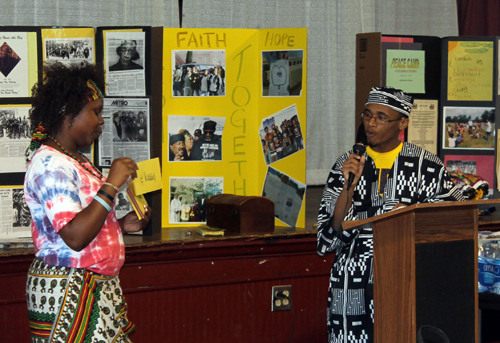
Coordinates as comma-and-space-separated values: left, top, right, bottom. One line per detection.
347, 143, 366, 191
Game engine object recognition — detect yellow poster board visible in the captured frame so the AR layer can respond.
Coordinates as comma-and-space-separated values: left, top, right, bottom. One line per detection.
162, 28, 307, 228
447, 41, 494, 101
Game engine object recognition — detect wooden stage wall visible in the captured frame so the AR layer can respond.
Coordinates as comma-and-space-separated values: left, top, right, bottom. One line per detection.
0, 234, 333, 343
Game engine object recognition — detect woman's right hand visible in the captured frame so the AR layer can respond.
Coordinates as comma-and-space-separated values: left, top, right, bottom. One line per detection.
106, 157, 139, 188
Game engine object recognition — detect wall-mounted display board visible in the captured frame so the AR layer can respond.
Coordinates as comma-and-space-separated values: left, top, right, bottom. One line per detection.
440, 37, 497, 199
95, 26, 164, 235
0, 26, 307, 239
162, 28, 307, 228
355, 34, 499, 200
0, 26, 42, 215
355, 33, 442, 143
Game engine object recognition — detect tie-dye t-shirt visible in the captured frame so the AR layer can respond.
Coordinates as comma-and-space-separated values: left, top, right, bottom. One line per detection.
24, 145, 124, 276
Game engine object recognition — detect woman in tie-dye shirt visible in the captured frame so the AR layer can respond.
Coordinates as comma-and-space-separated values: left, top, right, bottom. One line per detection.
24, 62, 152, 343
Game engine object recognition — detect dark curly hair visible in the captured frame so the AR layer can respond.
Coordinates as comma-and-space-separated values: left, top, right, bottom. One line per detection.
29, 62, 105, 136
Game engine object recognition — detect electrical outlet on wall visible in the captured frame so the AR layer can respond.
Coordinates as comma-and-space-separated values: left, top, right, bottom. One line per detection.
272, 285, 292, 311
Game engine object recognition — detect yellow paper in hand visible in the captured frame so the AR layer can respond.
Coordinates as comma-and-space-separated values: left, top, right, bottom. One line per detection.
126, 188, 148, 220
130, 158, 162, 196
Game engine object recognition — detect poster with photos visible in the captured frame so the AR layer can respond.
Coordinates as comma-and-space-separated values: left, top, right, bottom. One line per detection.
169, 177, 223, 224
172, 50, 226, 97
443, 106, 495, 149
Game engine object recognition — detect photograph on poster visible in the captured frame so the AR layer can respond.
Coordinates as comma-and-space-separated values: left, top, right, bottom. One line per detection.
262, 166, 305, 227
262, 50, 303, 97
105, 31, 146, 96
444, 154, 494, 199
168, 115, 225, 162
0, 106, 32, 173
169, 177, 223, 224
443, 106, 495, 149
45, 38, 94, 65
0, 187, 31, 238
0, 33, 29, 97
171, 50, 226, 97
259, 104, 304, 165
99, 98, 150, 166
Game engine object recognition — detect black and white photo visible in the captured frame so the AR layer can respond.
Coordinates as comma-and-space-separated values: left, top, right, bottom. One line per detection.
45, 38, 94, 65
106, 31, 146, 96
99, 98, 150, 166
0, 106, 32, 173
0, 187, 31, 238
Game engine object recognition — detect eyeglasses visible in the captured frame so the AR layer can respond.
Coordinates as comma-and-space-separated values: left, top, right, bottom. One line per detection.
361, 111, 402, 125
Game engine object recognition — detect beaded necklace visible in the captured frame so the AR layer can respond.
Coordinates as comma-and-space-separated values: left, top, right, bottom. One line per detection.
48, 135, 104, 181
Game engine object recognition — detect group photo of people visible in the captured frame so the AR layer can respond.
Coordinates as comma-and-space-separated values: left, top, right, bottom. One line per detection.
446, 160, 477, 174
168, 115, 225, 161
44, 38, 93, 64
443, 106, 495, 149
172, 50, 226, 97
0, 109, 31, 140
169, 177, 223, 224
112, 110, 148, 142
259, 105, 305, 165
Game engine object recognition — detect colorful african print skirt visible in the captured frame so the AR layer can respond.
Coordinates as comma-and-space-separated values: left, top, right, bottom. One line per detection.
26, 258, 135, 343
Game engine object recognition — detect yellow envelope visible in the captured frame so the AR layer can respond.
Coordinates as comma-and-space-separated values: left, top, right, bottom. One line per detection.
130, 158, 162, 196
126, 188, 148, 220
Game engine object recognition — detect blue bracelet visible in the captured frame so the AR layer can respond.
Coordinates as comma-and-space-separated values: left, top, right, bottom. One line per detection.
93, 195, 112, 212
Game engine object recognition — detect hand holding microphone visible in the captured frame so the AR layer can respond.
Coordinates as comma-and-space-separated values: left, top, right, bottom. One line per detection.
346, 143, 366, 191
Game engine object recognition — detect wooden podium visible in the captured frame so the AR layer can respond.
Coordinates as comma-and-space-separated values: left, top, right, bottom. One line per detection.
342, 199, 499, 343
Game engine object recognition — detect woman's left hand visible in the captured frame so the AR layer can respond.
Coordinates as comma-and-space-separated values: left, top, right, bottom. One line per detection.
120, 206, 152, 233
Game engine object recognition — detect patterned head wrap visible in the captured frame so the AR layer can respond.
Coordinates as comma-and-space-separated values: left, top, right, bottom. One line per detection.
365, 87, 414, 117
169, 133, 185, 145
25, 79, 104, 162
178, 129, 192, 139
86, 79, 104, 102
